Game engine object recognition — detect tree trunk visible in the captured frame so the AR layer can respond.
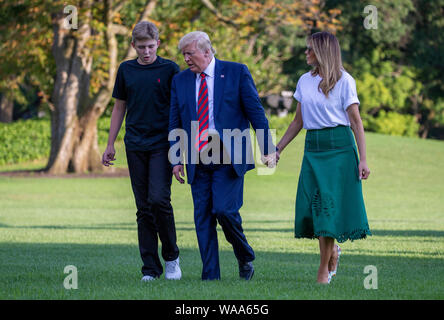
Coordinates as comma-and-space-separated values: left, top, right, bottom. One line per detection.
71, 108, 102, 172
0, 93, 13, 123
46, 0, 158, 174
46, 3, 94, 174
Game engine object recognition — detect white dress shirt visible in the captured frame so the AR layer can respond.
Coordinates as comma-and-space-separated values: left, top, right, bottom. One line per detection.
195, 57, 216, 133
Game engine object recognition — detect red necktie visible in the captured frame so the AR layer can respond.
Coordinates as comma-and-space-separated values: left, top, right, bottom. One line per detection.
196, 73, 209, 151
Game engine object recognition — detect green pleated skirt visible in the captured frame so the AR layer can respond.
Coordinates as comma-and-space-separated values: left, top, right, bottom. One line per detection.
295, 125, 371, 243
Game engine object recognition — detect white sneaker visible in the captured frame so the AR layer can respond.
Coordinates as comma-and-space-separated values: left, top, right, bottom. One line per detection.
141, 275, 157, 282
165, 257, 182, 280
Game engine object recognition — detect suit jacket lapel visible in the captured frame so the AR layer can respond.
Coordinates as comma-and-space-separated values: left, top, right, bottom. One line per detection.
187, 70, 197, 121
214, 59, 225, 122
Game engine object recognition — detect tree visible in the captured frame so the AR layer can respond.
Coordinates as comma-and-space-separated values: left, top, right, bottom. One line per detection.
1, 0, 343, 173
48, 0, 158, 173
154, 0, 341, 96
48, 0, 341, 173
324, 0, 443, 138
0, 0, 53, 123
1, 0, 159, 173
0, 93, 13, 123
406, 0, 444, 138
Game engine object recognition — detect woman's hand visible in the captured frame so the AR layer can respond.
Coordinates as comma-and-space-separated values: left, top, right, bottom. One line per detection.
261, 151, 280, 168
358, 160, 370, 180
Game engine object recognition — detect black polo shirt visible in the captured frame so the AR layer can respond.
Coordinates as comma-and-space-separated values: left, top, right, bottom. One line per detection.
112, 56, 180, 151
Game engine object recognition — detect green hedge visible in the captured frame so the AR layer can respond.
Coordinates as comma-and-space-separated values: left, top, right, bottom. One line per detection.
97, 116, 125, 145
0, 117, 125, 166
363, 111, 419, 137
268, 113, 295, 137
0, 119, 51, 165
0, 111, 419, 166
270, 111, 420, 138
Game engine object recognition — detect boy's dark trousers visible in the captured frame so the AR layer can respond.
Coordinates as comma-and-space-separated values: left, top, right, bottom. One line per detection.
126, 147, 179, 277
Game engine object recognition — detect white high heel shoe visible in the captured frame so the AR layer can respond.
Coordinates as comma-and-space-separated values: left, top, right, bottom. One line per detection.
329, 244, 342, 278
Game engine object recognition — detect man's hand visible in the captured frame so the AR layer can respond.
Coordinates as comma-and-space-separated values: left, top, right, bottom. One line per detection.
102, 145, 116, 167
173, 165, 185, 184
261, 151, 280, 168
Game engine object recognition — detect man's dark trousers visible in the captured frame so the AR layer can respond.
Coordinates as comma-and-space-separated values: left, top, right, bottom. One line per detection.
191, 159, 255, 280
126, 148, 179, 277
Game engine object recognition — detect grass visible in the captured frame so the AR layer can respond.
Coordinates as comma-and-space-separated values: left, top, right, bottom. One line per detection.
0, 132, 443, 299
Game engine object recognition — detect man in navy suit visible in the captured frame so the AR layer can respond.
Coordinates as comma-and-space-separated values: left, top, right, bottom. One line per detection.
168, 31, 277, 281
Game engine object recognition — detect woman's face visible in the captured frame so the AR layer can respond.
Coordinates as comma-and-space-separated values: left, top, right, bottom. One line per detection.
305, 42, 318, 66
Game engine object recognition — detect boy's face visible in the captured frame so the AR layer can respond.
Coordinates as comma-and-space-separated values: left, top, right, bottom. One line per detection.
132, 39, 160, 65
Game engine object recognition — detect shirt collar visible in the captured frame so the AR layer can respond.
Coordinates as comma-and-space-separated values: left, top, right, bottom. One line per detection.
199, 57, 215, 79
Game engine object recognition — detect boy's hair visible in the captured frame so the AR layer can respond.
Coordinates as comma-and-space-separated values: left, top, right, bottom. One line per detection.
132, 21, 159, 43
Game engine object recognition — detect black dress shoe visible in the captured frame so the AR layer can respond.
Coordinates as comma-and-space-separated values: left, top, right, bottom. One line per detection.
239, 261, 254, 280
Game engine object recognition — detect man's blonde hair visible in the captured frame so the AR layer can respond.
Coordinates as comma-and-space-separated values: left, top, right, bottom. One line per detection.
307, 32, 343, 98
132, 21, 159, 43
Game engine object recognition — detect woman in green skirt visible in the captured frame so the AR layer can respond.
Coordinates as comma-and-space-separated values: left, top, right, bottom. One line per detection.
275, 32, 371, 284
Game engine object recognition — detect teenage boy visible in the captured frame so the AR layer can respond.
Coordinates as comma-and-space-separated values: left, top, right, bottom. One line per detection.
102, 21, 181, 282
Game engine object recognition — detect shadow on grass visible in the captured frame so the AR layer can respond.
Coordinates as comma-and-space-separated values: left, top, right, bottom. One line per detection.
0, 242, 443, 300
0, 222, 135, 231
1, 221, 443, 238
370, 229, 444, 238
0, 167, 129, 178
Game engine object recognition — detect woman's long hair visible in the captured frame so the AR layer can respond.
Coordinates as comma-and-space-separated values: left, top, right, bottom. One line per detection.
307, 32, 343, 98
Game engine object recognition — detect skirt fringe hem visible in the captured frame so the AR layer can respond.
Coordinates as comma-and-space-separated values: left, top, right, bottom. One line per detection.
295, 228, 372, 243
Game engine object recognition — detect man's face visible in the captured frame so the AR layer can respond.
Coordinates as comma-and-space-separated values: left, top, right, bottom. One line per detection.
181, 41, 211, 74
132, 39, 160, 65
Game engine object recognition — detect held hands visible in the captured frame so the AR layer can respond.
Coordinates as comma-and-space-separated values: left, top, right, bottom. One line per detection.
261, 151, 280, 168
359, 160, 370, 180
173, 165, 185, 184
102, 145, 116, 167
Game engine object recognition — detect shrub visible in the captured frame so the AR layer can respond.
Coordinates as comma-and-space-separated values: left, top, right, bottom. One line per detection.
267, 110, 420, 138
366, 110, 419, 137
0, 117, 124, 166
97, 116, 125, 145
268, 113, 295, 137
0, 119, 51, 165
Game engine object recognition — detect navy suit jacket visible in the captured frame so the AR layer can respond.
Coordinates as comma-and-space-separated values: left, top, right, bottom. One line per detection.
168, 58, 274, 184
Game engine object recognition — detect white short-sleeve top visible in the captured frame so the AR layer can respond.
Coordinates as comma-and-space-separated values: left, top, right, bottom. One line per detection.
293, 70, 360, 130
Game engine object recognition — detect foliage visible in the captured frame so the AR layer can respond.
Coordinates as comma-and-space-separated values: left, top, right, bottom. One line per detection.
154, 0, 341, 95
268, 113, 295, 137
353, 49, 422, 116
0, 117, 124, 165
405, 0, 444, 138
365, 110, 419, 137
97, 116, 125, 145
1, 0, 444, 143
323, 0, 444, 138
0, 0, 54, 109
0, 119, 50, 165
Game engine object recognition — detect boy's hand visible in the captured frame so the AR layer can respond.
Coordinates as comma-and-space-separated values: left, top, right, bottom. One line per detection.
102, 145, 116, 167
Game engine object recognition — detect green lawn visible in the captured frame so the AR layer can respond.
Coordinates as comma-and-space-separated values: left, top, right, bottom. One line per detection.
0, 132, 443, 299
